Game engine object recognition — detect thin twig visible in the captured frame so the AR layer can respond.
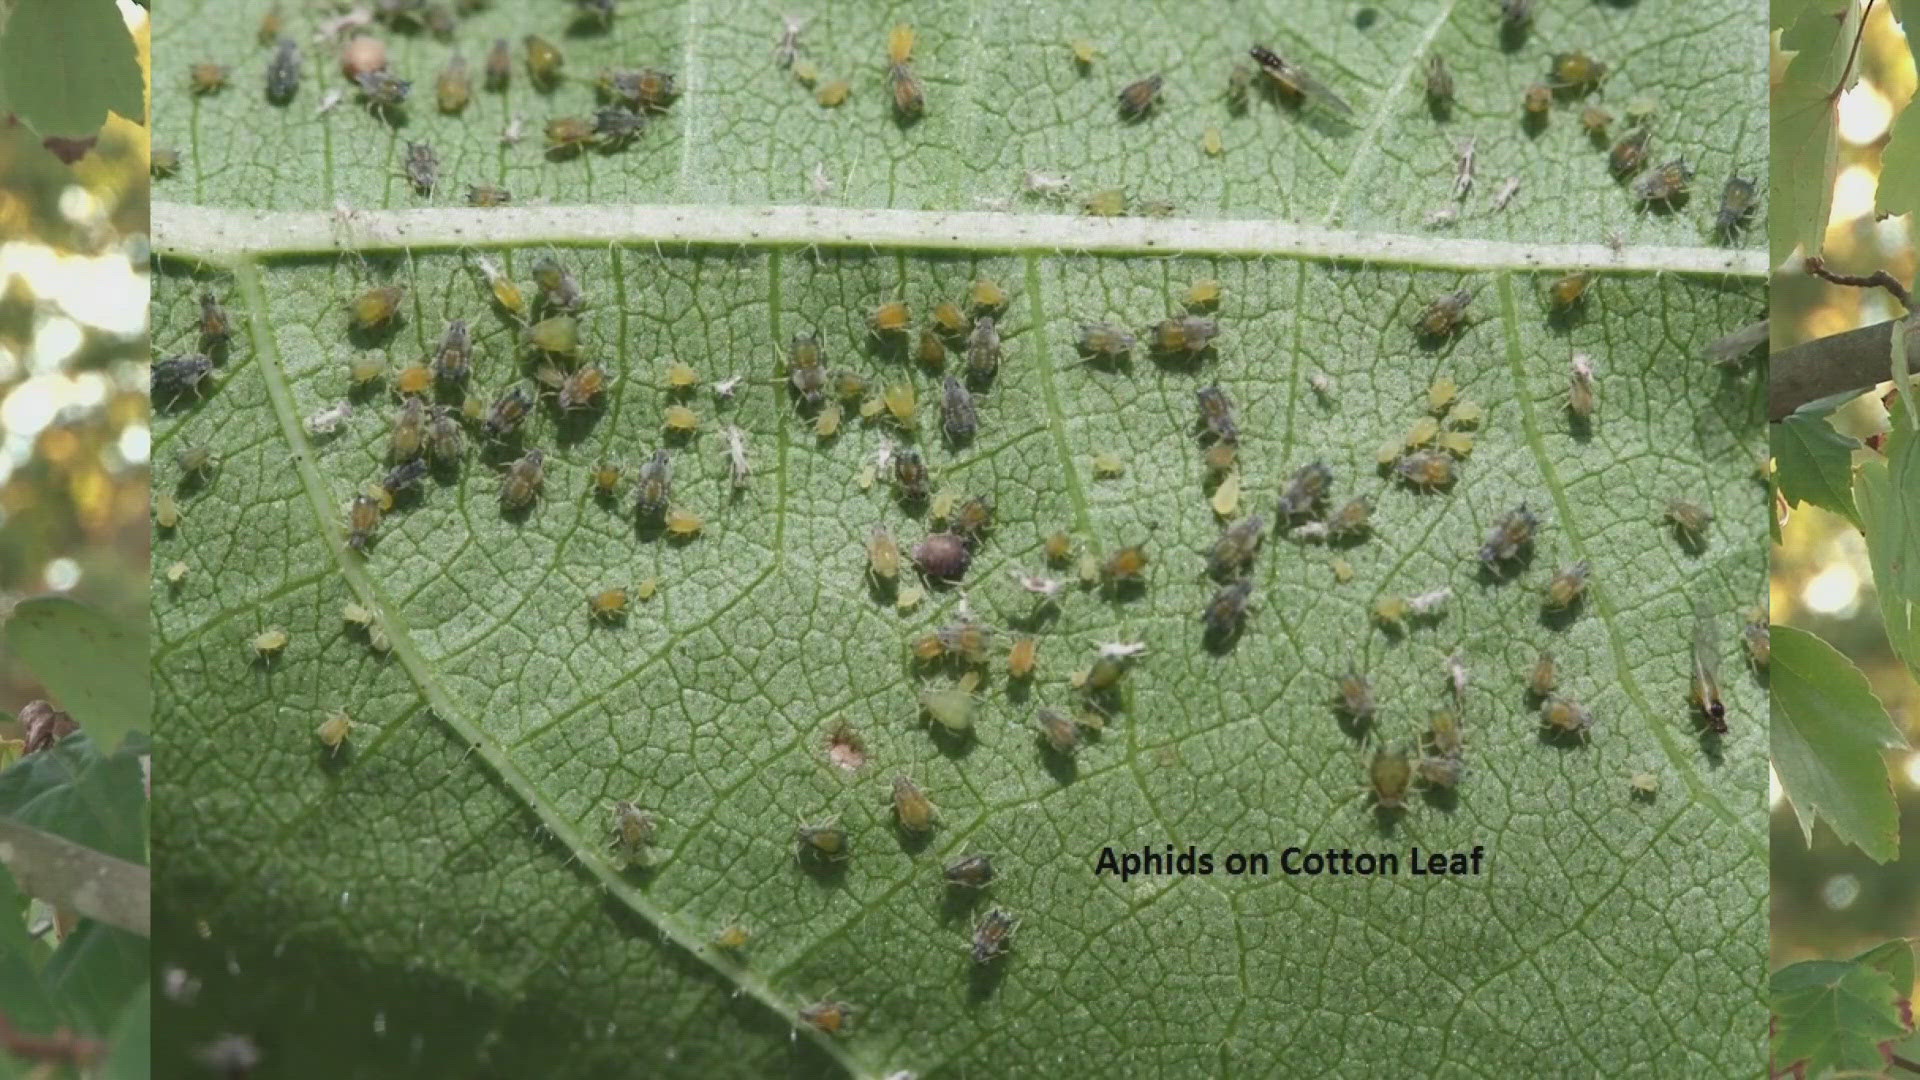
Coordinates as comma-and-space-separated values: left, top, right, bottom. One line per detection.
1891, 1053, 1920, 1075
1805, 255, 1915, 312
1833, 0, 1877, 99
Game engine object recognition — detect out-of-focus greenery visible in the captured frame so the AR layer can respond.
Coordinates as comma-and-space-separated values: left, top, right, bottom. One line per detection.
1771, 1, 1920, 974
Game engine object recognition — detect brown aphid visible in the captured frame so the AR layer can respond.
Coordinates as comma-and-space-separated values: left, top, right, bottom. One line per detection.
436, 55, 471, 113
1277, 461, 1332, 518
1550, 51, 1606, 92
197, 292, 232, 347
916, 328, 948, 369
1544, 562, 1590, 609
912, 531, 971, 582
345, 494, 383, 551
545, 116, 596, 154
798, 1000, 853, 1036
525, 34, 564, 89
484, 38, 511, 90
665, 508, 703, 538
893, 447, 930, 501
1424, 54, 1453, 106
1037, 533, 1074, 568
389, 397, 427, 461
788, 333, 826, 406
1150, 316, 1218, 354
483, 384, 535, 440
910, 632, 947, 662
1208, 514, 1266, 579
1394, 449, 1455, 491
1335, 670, 1373, 720
1527, 652, 1557, 697
1609, 127, 1651, 176
1118, 74, 1163, 118
603, 68, 679, 112
1540, 696, 1595, 740
559, 366, 608, 411
1196, 384, 1238, 445
1102, 544, 1148, 585
1205, 442, 1238, 475
1007, 637, 1038, 680
795, 819, 850, 864
427, 319, 471, 385
392, 364, 433, 397
971, 907, 1018, 965
1478, 504, 1540, 567
1413, 288, 1472, 338
589, 587, 630, 622
944, 853, 995, 889
891, 776, 937, 833
1522, 83, 1551, 117
1632, 158, 1694, 205
1201, 579, 1254, 637
966, 317, 1002, 383
1368, 745, 1413, 810
257, 5, 283, 45
950, 495, 994, 541
350, 285, 406, 332
608, 800, 656, 865
189, 62, 230, 95
1036, 707, 1078, 753
499, 449, 545, 510
1548, 272, 1592, 311
1717, 175, 1758, 237
888, 62, 925, 117
870, 300, 911, 335
1665, 498, 1712, 543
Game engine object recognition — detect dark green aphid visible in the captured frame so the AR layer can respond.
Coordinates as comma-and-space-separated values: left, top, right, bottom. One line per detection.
530, 256, 584, 314
265, 38, 301, 104
1207, 514, 1265, 579
433, 319, 471, 384
1196, 384, 1238, 445
940, 376, 977, 445
483, 384, 535, 439
1277, 461, 1332, 518
1478, 505, 1539, 567
1716, 176, 1757, 237
944, 853, 994, 889
1201, 579, 1254, 637
403, 142, 438, 197
967, 317, 1002, 384
154, 355, 216, 403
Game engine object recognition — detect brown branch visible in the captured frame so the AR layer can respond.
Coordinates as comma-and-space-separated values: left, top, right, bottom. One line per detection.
0, 1010, 106, 1069
1771, 319, 1920, 420
1805, 255, 1916, 312
0, 818, 149, 937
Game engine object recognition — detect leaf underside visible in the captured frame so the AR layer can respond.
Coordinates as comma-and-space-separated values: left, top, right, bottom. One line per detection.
151, 1, 1767, 1076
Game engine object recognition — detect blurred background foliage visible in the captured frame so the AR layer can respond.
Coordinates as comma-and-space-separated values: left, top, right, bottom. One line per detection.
0, 2, 149, 717
1771, 1, 1920, 971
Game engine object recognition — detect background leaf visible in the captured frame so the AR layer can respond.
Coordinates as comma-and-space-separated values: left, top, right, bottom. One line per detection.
1771, 0, 1858, 265
0, 0, 144, 140
1771, 955, 1910, 1077
152, 1, 1767, 1076
1, 597, 149, 751
1773, 410, 1862, 525
1854, 437, 1920, 673
0, 733, 148, 864
1770, 626, 1910, 862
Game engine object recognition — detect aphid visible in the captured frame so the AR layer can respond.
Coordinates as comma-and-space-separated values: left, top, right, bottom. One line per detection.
345, 494, 383, 550
1066, 323, 1135, 364
1207, 515, 1265, 579
891, 447, 930, 501
926, 377, 979, 447
1082, 188, 1128, 217
164, 560, 190, 585
1524, 651, 1558, 698
1580, 104, 1613, 137
1008, 637, 1039, 680
151, 146, 181, 177
609, 800, 656, 866
470, 257, 526, 318
1716, 175, 1757, 236
662, 404, 699, 435
1102, 544, 1148, 585
388, 364, 431, 397
938, 620, 994, 664
315, 711, 352, 757
523, 34, 565, 89
580, 461, 622, 501
885, 24, 923, 116
189, 62, 230, 95
1331, 558, 1353, 583
1609, 128, 1651, 177
632, 449, 673, 519
1201, 579, 1254, 637
250, 627, 290, 659
1335, 670, 1373, 719
1742, 611, 1770, 669
345, 286, 404, 335
788, 333, 827, 406
1568, 354, 1597, 419
1522, 83, 1551, 117
1194, 385, 1239, 447
530, 257, 584, 315
1032, 707, 1079, 754
258, 5, 284, 44
591, 106, 647, 147
1404, 416, 1441, 449
1540, 696, 1595, 740
398, 141, 440, 197
944, 852, 995, 889
1426, 709, 1464, 760
1665, 498, 1712, 544
355, 70, 411, 114
1632, 158, 1694, 205
1548, 272, 1593, 311
483, 384, 535, 440
1550, 51, 1606, 92
1413, 289, 1472, 338
864, 526, 901, 584
815, 402, 843, 438
1076, 553, 1101, 587
1372, 595, 1410, 630
543, 116, 597, 155
815, 78, 851, 107
665, 508, 703, 538
1629, 772, 1660, 800
155, 492, 181, 530
1118, 74, 1163, 118
920, 675, 978, 732
1479, 505, 1539, 567
1248, 45, 1353, 117
425, 55, 472, 115
589, 587, 630, 622
798, 1000, 852, 1036
891, 776, 936, 833
1499, 0, 1535, 29
720, 425, 752, 489
966, 317, 1002, 383
1325, 496, 1372, 539
1184, 280, 1222, 311
1150, 316, 1218, 354
1368, 745, 1413, 810
971, 907, 1018, 965
1394, 449, 1455, 491
949, 495, 994, 542
1202, 126, 1224, 156
153, 355, 216, 403
1277, 461, 1332, 519
422, 320, 471, 386
1424, 54, 1453, 106
376, 458, 429, 505
896, 585, 925, 611
656, 361, 699, 393
922, 301, 965, 337
1210, 470, 1241, 515
864, 301, 912, 337
522, 317, 578, 360
338, 32, 386, 81
265, 39, 301, 103
499, 450, 545, 510
879, 382, 917, 430
912, 531, 971, 582
913, 328, 948, 370
1544, 561, 1590, 609
386, 397, 427, 462
1690, 596, 1727, 734
969, 279, 1007, 313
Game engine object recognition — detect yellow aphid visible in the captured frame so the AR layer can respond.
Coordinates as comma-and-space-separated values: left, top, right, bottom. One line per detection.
1438, 431, 1475, 457
857, 463, 877, 490
156, 492, 181, 530
165, 560, 190, 584
1211, 471, 1241, 517
1083, 188, 1127, 217
891, 776, 936, 832
1450, 401, 1483, 428
931, 301, 968, 335
525, 315, 579, 357
1202, 126, 1223, 156
792, 58, 819, 86
713, 924, 751, 950
664, 362, 699, 390
589, 588, 630, 621
888, 23, 916, 65
1376, 437, 1404, 468
1007, 637, 1038, 680
636, 578, 658, 601
1373, 595, 1409, 630
665, 508, 703, 537
1044, 531, 1075, 564
1077, 553, 1101, 586
1070, 38, 1096, 66
815, 402, 843, 438
930, 486, 960, 521
477, 258, 528, 317
1428, 376, 1458, 414
393, 364, 433, 396
911, 631, 946, 662
349, 356, 388, 386
970, 279, 1007, 311
315, 711, 353, 757
525, 34, 565, 88
342, 603, 376, 628
1093, 452, 1124, 478
663, 404, 700, 434
1186, 278, 1222, 308
870, 300, 911, 333
1331, 558, 1353, 583
1549, 272, 1593, 311
859, 395, 885, 420
350, 285, 405, 331
895, 584, 925, 611
251, 627, 289, 658
866, 526, 901, 581
883, 382, 917, 427
591, 461, 624, 497
816, 78, 850, 107
1405, 416, 1441, 448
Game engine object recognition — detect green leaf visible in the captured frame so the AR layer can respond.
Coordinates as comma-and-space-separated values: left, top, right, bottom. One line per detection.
40, 923, 146, 1037
1770, 626, 1908, 861
1, 597, 148, 751
1771, 0, 1858, 264
1772, 957, 1909, 1077
0, 733, 148, 866
0, 0, 143, 140
100, 984, 149, 1080
1774, 411, 1861, 525
1855, 438, 1920, 672
151, 1, 1768, 1076
0, 862, 58, 1034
